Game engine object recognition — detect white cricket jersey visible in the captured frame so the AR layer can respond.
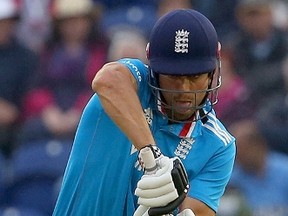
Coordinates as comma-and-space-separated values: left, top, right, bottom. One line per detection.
53, 58, 236, 216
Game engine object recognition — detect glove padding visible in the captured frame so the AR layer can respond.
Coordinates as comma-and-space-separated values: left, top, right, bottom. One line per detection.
135, 156, 189, 212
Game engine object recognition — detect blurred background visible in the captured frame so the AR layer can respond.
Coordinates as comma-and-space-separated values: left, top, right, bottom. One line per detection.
0, 0, 288, 215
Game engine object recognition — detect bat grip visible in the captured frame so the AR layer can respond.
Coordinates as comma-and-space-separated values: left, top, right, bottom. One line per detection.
140, 146, 158, 174
148, 193, 186, 216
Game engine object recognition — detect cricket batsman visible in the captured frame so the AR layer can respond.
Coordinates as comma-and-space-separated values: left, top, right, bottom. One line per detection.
53, 9, 236, 216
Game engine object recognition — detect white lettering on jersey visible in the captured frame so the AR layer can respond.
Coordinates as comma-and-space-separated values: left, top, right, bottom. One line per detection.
122, 60, 142, 82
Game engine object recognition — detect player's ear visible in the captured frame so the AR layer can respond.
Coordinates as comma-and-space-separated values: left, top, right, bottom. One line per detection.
146, 43, 150, 60
217, 41, 221, 69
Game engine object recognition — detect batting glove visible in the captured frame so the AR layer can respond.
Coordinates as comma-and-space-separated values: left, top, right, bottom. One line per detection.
135, 145, 189, 215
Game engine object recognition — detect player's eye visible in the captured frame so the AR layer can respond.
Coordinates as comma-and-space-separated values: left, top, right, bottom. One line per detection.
191, 75, 200, 79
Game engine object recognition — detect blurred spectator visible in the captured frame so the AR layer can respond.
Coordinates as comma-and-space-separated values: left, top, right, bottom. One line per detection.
3, 139, 72, 215
228, 119, 288, 216
18, 0, 107, 145
217, 187, 252, 216
256, 56, 288, 155
102, 0, 194, 65
100, 0, 192, 41
157, 0, 192, 17
100, 4, 156, 39
0, 0, 38, 157
191, 0, 238, 39
16, 0, 52, 53
214, 47, 254, 127
93, 0, 157, 10
232, 0, 288, 73
270, 0, 288, 30
107, 28, 148, 63
225, 0, 288, 107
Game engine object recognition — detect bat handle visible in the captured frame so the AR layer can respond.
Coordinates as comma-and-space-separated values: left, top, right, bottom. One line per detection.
140, 146, 158, 174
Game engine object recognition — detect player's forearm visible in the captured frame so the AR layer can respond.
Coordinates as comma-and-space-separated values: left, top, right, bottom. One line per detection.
92, 62, 155, 150
180, 197, 215, 216
99, 91, 155, 149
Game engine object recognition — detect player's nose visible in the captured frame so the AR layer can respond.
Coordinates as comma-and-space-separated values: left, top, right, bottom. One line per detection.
173, 77, 192, 90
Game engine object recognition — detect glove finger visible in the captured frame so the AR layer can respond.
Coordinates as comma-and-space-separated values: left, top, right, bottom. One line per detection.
133, 205, 149, 216
138, 189, 179, 207
137, 172, 173, 189
135, 182, 177, 198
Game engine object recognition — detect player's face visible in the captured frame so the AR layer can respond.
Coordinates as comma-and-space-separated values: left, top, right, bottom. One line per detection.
158, 73, 210, 121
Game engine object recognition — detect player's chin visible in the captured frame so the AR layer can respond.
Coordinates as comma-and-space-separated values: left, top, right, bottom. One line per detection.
173, 110, 195, 121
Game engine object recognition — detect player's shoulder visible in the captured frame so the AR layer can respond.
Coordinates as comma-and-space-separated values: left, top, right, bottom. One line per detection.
201, 111, 235, 148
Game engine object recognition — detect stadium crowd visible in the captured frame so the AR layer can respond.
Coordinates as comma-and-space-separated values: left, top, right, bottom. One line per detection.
0, 0, 288, 215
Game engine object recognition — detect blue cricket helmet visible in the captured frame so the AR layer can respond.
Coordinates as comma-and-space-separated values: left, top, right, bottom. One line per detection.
148, 9, 219, 75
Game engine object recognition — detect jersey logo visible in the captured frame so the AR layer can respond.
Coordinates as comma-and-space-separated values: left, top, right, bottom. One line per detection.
174, 138, 194, 159
175, 29, 189, 53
